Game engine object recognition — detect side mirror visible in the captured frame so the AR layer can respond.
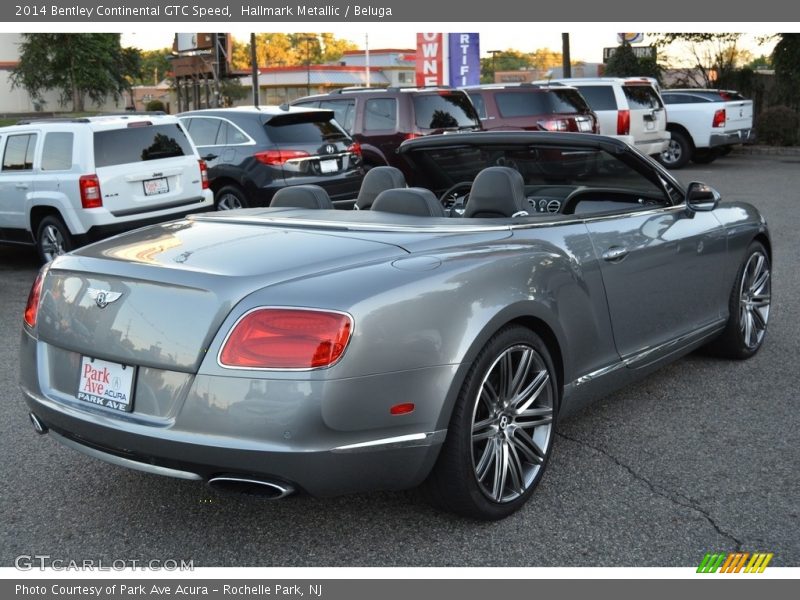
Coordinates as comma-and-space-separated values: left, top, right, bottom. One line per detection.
685, 181, 720, 214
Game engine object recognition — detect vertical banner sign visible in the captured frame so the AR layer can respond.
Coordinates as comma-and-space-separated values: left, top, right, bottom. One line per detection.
416, 33, 445, 86
449, 33, 480, 87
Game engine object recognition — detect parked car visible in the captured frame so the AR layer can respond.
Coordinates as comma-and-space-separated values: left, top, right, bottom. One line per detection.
0, 114, 213, 263
537, 77, 669, 156
658, 89, 755, 169
179, 106, 364, 209
463, 83, 598, 133
291, 87, 482, 176
21, 131, 770, 520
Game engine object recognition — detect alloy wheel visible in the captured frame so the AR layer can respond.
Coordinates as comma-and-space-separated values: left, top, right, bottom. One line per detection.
738, 250, 771, 349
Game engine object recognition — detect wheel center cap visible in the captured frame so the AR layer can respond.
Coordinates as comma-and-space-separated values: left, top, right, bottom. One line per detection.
498, 415, 509, 430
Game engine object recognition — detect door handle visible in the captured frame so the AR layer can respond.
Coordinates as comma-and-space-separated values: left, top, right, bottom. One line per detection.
202, 153, 218, 161
602, 246, 629, 262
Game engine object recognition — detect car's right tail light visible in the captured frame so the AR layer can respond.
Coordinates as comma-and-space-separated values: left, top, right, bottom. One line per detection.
617, 110, 631, 136
24, 268, 46, 329
198, 160, 209, 189
79, 174, 102, 209
219, 308, 353, 369
713, 109, 727, 128
347, 141, 362, 158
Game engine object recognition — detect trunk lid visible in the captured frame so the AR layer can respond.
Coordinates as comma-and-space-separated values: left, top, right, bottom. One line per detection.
37, 218, 408, 373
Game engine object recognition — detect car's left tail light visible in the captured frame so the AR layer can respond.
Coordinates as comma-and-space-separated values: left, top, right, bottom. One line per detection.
219, 308, 353, 369
24, 269, 46, 329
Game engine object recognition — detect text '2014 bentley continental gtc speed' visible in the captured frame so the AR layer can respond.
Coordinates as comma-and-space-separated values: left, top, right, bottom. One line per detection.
21, 132, 771, 520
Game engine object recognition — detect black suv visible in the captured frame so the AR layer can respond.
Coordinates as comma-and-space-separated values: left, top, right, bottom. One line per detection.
179, 107, 363, 209
463, 84, 598, 134
291, 87, 482, 175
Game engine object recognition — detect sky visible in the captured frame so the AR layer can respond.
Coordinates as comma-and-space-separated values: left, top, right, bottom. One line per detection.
119, 25, 779, 65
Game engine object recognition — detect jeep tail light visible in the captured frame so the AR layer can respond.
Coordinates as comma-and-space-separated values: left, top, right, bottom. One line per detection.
198, 160, 209, 189
219, 308, 353, 369
254, 150, 311, 166
24, 269, 46, 328
617, 110, 631, 136
713, 109, 726, 128
347, 141, 362, 158
79, 175, 102, 209
404, 133, 422, 141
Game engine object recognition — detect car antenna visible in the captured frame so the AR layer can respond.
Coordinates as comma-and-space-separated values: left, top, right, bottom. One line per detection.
279, 102, 290, 111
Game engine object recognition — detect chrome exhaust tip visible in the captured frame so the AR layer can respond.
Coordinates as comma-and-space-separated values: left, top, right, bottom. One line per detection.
207, 476, 295, 500
29, 412, 48, 435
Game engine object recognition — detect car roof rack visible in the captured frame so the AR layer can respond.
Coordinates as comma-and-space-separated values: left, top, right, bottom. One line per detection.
15, 111, 167, 125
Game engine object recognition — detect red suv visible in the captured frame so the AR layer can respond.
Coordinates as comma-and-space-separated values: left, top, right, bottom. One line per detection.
463, 84, 599, 134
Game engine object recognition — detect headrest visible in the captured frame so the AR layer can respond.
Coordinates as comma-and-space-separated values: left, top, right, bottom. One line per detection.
270, 185, 334, 209
355, 166, 407, 210
464, 166, 529, 219
371, 188, 446, 217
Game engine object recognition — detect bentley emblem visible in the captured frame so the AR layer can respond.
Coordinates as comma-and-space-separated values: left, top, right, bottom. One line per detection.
325, 144, 336, 154
87, 288, 123, 309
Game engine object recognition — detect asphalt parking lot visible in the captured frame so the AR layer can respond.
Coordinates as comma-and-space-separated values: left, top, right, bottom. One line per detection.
1, 153, 798, 568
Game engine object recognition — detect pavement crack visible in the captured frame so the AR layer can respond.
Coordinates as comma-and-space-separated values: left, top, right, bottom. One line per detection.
557, 431, 743, 550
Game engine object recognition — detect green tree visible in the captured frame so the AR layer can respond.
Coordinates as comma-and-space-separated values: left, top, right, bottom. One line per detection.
135, 48, 172, 86
480, 48, 563, 83
10, 33, 141, 112
771, 34, 800, 109
219, 78, 249, 107
604, 43, 661, 81
320, 33, 358, 63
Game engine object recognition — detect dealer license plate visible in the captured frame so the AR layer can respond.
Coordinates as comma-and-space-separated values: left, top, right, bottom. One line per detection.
77, 357, 135, 413
319, 159, 338, 173
143, 177, 169, 196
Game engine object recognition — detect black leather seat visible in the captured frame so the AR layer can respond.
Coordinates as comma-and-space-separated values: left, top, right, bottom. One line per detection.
463, 166, 529, 219
371, 188, 446, 217
355, 166, 407, 210
270, 185, 334, 209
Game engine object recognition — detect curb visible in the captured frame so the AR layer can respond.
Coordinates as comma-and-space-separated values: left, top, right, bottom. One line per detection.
733, 145, 800, 157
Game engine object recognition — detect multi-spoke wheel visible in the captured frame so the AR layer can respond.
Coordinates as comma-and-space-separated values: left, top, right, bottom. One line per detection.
424, 326, 558, 520
705, 241, 771, 359
215, 185, 249, 210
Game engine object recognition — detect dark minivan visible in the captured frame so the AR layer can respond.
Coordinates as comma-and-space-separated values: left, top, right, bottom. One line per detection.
179, 106, 363, 209
291, 87, 482, 175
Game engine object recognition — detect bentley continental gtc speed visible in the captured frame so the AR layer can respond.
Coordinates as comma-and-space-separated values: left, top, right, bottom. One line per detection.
20, 132, 771, 520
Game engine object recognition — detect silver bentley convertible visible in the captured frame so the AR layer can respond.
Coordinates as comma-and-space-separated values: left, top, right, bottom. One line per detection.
20, 132, 771, 520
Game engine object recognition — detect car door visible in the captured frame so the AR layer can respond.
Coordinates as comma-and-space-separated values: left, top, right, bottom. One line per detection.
579, 154, 727, 362
0, 131, 38, 243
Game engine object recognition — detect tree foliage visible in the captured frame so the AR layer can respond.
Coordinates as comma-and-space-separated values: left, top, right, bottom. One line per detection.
771, 34, 800, 109
229, 33, 358, 70
480, 49, 563, 83
135, 48, 173, 86
604, 44, 661, 81
10, 33, 141, 112
653, 33, 749, 88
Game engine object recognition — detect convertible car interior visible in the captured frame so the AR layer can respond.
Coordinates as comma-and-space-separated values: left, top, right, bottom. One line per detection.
269, 133, 677, 221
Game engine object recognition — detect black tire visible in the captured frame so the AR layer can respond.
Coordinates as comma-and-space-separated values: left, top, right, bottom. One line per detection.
691, 148, 720, 164
659, 130, 692, 169
704, 241, 771, 359
214, 185, 248, 210
423, 326, 558, 520
36, 215, 74, 264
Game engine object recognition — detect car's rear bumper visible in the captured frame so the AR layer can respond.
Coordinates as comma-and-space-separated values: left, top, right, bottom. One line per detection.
634, 136, 671, 156
20, 331, 449, 497
710, 128, 756, 147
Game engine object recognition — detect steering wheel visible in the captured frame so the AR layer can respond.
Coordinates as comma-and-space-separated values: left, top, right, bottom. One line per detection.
439, 181, 472, 211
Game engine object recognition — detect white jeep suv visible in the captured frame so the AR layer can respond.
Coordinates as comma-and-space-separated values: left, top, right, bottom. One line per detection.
536, 77, 670, 157
0, 114, 213, 262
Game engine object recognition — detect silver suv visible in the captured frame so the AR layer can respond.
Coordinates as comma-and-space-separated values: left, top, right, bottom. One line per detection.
0, 114, 214, 262
536, 77, 670, 156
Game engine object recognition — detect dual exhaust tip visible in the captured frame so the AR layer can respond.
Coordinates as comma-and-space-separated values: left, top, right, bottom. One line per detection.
29, 412, 294, 500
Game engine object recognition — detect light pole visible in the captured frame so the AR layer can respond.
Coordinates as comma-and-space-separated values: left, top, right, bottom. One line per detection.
488, 50, 502, 83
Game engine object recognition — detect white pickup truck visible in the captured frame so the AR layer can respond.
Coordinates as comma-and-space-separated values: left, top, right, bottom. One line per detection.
658, 89, 755, 169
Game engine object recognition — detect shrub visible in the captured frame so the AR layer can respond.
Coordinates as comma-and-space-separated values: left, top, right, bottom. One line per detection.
757, 106, 799, 146
145, 99, 165, 112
